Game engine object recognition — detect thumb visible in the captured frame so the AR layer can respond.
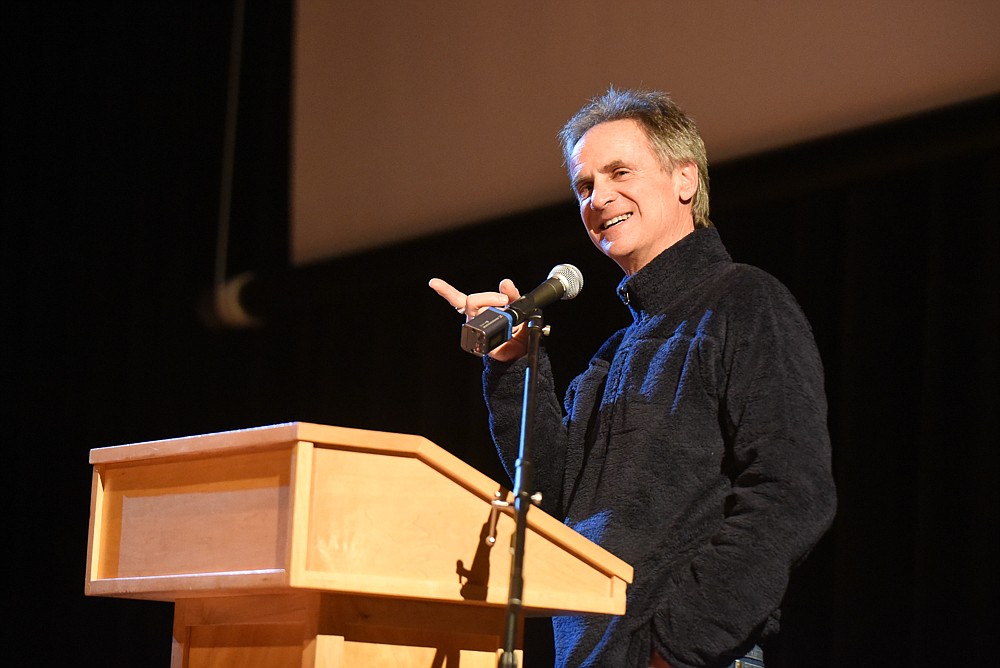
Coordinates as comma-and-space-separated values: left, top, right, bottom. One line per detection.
498, 278, 521, 303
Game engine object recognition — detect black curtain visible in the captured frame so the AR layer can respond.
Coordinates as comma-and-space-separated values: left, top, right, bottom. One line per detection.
5, 3, 997, 666
711, 101, 1000, 666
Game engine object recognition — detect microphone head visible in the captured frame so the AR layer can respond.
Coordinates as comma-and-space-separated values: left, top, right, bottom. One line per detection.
548, 264, 584, 300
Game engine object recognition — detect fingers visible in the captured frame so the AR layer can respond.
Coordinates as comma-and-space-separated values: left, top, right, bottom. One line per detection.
465, 293, 509, 317
428, 277, 515, 318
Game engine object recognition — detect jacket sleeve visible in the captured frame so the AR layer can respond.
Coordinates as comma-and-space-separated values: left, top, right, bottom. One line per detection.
483, 350, 569, 517
653, 271, 837, 668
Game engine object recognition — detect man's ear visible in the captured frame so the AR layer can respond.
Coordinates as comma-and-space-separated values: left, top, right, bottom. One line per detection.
676, 162, 698, 203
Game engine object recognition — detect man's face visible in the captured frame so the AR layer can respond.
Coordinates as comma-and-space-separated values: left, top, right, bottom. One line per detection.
569, 119, 697, 276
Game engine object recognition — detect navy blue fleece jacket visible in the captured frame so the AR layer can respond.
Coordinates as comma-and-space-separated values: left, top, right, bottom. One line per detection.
483, 227, 836, 668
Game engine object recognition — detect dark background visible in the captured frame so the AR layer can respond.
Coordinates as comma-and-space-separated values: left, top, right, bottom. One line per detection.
4, 3, 998, 666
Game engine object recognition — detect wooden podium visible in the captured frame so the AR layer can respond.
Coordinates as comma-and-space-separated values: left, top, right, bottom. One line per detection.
85, 422, 633, 667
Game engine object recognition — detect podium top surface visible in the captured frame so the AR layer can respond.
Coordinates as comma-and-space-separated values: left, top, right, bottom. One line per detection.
90, 422, 433, 465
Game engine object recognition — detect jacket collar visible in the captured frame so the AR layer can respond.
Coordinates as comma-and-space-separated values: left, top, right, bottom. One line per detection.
616, 227, 732, 318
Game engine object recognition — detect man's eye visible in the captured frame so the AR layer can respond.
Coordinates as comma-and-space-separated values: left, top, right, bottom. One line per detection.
613, 169, 629, 178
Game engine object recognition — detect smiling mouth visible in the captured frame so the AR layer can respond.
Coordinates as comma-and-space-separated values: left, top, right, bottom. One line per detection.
601, 213, 632, 230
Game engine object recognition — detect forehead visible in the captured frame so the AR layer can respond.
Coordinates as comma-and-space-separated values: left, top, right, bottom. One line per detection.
569, 119, 657, 174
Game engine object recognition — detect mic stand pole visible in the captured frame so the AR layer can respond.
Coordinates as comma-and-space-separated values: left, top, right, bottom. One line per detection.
498, 312, 546, 668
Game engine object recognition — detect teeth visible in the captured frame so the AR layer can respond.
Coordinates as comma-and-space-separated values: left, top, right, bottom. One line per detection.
603, 213, 632, 230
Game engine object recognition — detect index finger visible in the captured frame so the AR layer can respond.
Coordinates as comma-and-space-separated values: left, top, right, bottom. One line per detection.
428, 277, 468, 311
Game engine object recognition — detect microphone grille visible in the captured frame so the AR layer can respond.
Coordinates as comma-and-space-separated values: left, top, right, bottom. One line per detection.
549, 263, 584, 300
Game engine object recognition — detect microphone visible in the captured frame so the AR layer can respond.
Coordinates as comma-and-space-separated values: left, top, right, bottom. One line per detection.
461, 264, 583, 356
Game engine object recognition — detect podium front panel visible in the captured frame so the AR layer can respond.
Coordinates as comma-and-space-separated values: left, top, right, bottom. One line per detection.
91, 445, 293, 581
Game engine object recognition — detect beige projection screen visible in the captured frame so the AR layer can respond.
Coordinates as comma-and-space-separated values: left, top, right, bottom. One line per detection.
289, 0, 1000, 265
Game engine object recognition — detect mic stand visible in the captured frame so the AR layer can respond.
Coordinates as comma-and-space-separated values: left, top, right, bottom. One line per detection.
498, 312, 547, 668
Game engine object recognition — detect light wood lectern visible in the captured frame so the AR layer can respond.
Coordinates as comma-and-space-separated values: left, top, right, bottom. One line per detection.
86, 422, 633, 667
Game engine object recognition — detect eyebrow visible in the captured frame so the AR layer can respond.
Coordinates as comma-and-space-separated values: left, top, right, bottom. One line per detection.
571, 159, 630, 192
601, 159, 629, 174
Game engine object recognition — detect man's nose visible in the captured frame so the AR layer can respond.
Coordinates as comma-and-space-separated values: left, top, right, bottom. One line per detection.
590, 182, 615, 210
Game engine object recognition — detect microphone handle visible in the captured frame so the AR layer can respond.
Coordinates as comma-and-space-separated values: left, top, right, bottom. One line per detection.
461, 307, 516, 357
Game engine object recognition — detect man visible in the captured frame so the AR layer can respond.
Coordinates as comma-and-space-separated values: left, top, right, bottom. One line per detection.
429, 89, 836, 668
